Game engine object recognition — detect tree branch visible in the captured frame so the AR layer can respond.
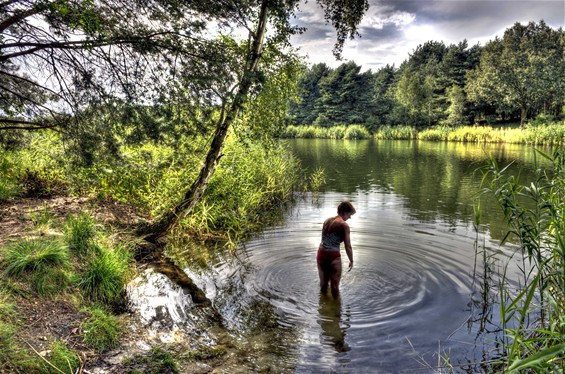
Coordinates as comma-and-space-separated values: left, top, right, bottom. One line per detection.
0, 118, 58, 131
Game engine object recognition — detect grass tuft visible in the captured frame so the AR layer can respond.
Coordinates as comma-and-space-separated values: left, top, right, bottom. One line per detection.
75, 246, 131, 303
43, 341, 81, 374
32, 267, 72, 297
81, 307, 121, 352
2, 239, 70, 276
122, 345, 181, 373
64, 212, 98, 257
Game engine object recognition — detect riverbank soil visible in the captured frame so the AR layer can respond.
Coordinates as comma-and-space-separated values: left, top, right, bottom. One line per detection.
0, 197, 250, 373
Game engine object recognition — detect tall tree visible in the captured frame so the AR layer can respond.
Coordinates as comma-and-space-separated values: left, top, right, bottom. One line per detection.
288, 63, 332, 125
314, 61, 373, 126
466, 21, 565, 126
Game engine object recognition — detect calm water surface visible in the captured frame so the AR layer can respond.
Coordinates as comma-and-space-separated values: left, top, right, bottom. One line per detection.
134, 140, 550, 373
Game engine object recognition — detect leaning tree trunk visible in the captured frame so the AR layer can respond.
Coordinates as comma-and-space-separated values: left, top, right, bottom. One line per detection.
140, 0, 269, 244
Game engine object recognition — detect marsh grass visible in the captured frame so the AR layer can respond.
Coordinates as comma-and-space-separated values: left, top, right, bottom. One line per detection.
344, 124, 371, 139
283, 121, 565, 145
181, 136, 301, 241
374, 125, 417, 140
480, 147, 565, 371
81, 306, 121, 352
75, 245, 131, 303
2, 239, 70, 277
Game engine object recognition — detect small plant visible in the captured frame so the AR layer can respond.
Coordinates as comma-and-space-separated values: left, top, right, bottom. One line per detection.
64, 212, 98, 257
2, 239, 70, 276
28, 204, 55, 229
81, 306, 121, 352
75, 246, 131, 303
309, 167, 326, 192
123, 345, 181, 374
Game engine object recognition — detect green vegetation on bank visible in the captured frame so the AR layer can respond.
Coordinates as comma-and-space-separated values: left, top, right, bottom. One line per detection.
0, 128, 306, 372
0, 131, 304, 240
281, 119, 565, 146
0, 209, 132, 372
480, 148, 565, 371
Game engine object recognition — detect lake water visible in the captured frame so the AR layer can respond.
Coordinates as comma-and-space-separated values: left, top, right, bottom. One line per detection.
131, 139, 549, 373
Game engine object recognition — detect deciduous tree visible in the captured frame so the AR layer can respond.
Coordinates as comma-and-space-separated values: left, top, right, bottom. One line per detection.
466, 21, 565, 126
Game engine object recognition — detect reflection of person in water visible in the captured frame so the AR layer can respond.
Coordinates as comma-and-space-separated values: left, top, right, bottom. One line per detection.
317, 201, 356, 298
318, 294, 350, 352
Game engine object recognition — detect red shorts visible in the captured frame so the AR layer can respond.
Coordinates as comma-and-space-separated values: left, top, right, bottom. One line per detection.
317, 249, 341, 263
317, 249, 342, 291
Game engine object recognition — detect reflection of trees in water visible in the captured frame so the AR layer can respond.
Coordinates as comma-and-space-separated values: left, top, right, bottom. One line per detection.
289, 139, 545, 242
318, 295, 351, 353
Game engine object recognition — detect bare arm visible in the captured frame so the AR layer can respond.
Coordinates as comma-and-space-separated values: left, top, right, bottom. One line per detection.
343, 223, 353, 271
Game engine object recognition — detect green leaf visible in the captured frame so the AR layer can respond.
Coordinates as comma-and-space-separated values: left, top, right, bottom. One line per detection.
508, 343, 565, 372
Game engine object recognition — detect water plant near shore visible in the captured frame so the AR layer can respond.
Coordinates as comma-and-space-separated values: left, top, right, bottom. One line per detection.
283, 120, 565, 145
480, 147, 565, 371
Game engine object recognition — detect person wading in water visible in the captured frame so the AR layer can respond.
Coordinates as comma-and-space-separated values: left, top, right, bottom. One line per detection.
317, 201, 356, 298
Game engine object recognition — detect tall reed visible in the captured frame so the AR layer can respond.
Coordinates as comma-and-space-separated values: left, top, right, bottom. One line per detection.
480, 147, 565, 371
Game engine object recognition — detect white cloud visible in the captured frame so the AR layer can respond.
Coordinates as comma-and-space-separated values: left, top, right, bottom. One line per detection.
290, 0, 565, 71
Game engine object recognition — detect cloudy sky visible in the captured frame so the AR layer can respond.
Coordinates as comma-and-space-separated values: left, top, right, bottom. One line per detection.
290, 0, 565, 71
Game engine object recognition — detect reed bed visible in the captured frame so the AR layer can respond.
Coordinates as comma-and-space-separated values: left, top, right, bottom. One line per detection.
282, 121, 565, 146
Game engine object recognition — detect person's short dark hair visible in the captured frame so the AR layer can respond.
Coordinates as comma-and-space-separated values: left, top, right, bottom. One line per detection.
337, 201, 356, 215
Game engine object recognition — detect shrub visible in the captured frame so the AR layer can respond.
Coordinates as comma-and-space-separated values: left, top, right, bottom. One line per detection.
81, 307, 121, 352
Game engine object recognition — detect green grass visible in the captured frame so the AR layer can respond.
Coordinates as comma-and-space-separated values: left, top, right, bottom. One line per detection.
43, 341, 81, 374
75, 245, 131, 303
32, 267, 72, 297
81, 306, 121, 352
64, 212, 99, 257
122, 345, 181, 374
2, 239, 70, 276
480, 147, 565, 371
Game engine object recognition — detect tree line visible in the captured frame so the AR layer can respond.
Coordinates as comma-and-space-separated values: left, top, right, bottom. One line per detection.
288, 21, 565, 129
